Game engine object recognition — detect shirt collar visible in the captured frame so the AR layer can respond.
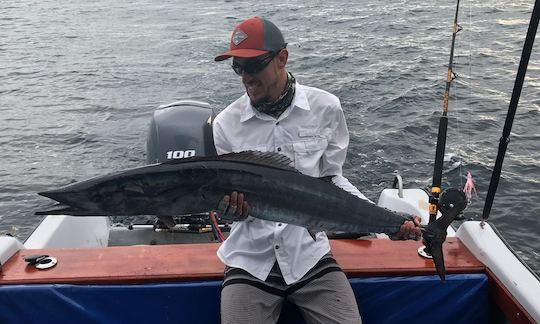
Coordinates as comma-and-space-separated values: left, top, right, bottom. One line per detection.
239, 82, 310, 123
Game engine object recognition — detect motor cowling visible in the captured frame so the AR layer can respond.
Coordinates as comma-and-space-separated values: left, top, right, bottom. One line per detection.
146, 100, 217, 164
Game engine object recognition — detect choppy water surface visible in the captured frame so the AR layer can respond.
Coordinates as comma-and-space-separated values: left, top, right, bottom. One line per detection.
1, 0, 539, 274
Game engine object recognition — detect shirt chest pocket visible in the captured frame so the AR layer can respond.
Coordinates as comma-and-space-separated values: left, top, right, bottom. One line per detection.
292, 139, 327, 153
292, 127, 330, 175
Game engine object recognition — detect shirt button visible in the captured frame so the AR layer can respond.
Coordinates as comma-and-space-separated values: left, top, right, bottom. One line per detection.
275, 245, 280, 250
277, 147, 282, 152
278, 223, 282, 226
276, 121, 280, 125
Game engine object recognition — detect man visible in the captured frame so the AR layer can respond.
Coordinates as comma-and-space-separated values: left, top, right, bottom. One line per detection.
213, 16, 420, 324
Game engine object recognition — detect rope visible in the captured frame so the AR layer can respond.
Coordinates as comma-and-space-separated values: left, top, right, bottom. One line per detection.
210, 210, 225, 242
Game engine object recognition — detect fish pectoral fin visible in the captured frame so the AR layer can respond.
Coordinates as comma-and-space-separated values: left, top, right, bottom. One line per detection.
123, 184, 145, 195
307, 228, 326, 241
307, 229, 318, 241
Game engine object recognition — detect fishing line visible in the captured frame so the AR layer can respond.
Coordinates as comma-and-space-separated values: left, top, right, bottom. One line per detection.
453, 0, 481, 207
467, 0, 473, 155
453, 47, 463, 189
459, 0, 476, 197
457, 0, 474, 191
446, 0, 475, 198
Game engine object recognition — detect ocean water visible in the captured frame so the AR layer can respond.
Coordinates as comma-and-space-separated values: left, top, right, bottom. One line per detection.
1, 0, 539, 274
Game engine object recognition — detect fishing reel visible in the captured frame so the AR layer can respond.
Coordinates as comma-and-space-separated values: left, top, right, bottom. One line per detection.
439, 188, 467, 218
418, 188, 467, 260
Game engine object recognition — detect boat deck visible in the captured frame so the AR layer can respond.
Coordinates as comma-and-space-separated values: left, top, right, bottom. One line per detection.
1, 237, 483, 284
1, 237, 535, 323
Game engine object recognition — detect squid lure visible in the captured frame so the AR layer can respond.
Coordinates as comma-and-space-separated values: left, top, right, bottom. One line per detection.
463, 171, 477, 203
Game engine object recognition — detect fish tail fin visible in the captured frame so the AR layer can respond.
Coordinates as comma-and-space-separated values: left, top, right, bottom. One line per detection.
428, 238, 446, 281
308, 229, 319, 241
422, 197, 467, 281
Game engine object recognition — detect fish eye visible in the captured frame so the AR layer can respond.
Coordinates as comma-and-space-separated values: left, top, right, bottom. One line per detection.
92, 193, 104, 203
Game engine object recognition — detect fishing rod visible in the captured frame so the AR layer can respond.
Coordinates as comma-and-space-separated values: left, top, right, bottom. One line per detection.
482, 0, 540, 221
428, 0, 462, 225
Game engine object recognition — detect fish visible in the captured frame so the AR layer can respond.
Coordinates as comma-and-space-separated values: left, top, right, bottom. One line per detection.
36, 151, 466, 280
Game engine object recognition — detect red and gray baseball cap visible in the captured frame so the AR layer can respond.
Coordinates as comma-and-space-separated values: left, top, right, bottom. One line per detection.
214, 16, 286, 62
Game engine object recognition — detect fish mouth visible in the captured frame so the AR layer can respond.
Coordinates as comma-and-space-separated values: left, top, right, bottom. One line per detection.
38, 187, 98, 216
37, 188, 88, 215
421, 199, 468, 281
35, 204, 100, 216
38, 189, 71, 205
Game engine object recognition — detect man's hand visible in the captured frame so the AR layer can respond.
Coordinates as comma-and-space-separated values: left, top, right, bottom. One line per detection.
217, 191, 250, 220
395, 216, 422, 240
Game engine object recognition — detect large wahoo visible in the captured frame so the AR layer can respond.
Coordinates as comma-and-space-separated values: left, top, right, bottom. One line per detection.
37, 151, 465, 280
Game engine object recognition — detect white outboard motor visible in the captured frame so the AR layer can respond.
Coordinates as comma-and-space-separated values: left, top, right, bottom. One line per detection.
146, 100, 217, 164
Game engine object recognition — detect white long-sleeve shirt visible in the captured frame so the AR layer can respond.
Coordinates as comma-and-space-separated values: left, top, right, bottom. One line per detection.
213, 82, 369, 284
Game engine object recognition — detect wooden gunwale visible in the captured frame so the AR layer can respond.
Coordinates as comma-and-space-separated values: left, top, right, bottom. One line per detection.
1, 236, 534, 322
0, 237, 483, 285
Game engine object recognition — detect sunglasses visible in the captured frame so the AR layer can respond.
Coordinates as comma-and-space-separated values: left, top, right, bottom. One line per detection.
231, 49, 282, 76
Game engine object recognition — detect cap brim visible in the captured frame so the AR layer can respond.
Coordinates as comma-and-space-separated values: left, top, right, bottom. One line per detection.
214, 48, 270, 62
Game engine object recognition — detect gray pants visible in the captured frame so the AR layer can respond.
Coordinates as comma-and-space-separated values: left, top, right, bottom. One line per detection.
220, 257, 362, 324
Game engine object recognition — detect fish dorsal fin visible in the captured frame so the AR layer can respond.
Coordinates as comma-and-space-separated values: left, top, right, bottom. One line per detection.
218, 151, 297, 172
161, 151, 298, 172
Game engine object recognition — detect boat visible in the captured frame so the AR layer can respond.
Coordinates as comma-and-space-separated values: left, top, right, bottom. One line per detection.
2, 3, 540, 324
1, 97, 538, 322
